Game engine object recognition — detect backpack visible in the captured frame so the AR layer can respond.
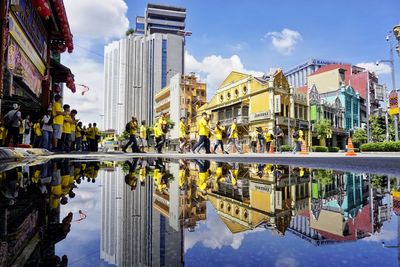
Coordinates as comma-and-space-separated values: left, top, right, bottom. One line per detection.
293, 130, 299, 139
125, 122, 131, 132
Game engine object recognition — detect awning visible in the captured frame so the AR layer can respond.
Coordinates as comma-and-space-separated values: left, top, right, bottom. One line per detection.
50, 59, 76, 93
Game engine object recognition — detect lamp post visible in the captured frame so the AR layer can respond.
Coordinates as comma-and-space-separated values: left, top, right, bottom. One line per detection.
377, 31, 398, 141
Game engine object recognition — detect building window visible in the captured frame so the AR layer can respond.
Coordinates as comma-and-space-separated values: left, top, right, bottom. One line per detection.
304, 107, 308, 120
161, 39, 167, 88
294, 104, 298, 118
243, 86, 248, 94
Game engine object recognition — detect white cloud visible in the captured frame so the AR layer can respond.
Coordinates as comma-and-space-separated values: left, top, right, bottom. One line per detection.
356, 62, 392, 75
60, 0, 130, 126
265, 28, 302, 55
64, 0, 129, 40
362, 229, 397, 243
184, 209, 263, 252
185, 51, 263, 99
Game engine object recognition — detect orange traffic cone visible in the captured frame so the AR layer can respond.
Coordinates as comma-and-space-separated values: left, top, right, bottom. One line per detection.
300, 141, 309, 155
269, 141, 275, 154
346, 137, 357, 156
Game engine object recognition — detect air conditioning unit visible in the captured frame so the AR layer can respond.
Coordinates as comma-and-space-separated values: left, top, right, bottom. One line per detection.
10, 0, 22, 12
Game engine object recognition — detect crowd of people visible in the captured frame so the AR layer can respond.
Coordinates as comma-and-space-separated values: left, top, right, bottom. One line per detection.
1, 95, 101, 152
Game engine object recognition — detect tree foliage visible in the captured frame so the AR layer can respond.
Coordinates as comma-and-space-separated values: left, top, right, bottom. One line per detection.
352, 128, 367, 147
126, 28, 135, 36
314, 119, 332, 146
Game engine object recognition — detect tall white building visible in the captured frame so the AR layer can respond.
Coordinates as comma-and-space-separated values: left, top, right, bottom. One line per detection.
103, 4, 186, 133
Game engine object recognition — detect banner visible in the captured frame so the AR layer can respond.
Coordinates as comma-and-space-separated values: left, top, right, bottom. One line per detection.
7, 40, 42, 97
389, 90, 399, 115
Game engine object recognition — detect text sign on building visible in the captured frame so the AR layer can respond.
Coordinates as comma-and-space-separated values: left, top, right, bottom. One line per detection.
374, 84, 385, 101
250, 182, 273, 193
9, 14, 46, 76
249, 111, 271, 121
389, 90, 399, 115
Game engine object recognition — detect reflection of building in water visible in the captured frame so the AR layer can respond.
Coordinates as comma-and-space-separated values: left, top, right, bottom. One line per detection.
206, 163, 311, 235
288, 172, 391, 245
100, 160, 186, 267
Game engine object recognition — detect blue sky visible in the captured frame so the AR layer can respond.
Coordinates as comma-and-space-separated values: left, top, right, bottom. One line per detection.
61, 0, 400, 124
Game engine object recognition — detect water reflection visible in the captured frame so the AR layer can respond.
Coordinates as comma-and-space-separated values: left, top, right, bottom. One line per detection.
0, 159, 398, 266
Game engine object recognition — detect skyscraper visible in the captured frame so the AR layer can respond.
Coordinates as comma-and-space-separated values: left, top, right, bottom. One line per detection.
104, 4, 186, 133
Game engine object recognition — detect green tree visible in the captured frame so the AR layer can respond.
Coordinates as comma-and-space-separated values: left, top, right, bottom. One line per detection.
314, 119, 332, 146
314, 169, 333, 186
352, 128, 367, 147
126, 28, 135, 36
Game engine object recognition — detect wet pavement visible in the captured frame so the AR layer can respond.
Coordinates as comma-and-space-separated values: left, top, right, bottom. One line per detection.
0, 158, 399, 266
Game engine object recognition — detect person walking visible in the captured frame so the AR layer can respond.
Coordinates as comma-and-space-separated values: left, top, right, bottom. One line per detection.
42, 108, 53, 151
33, 118, 42, 148
192, 112, 211, 154
275, 126, 284, 153
158, 113, 168, 153
250, 128, 258, 153
22, 115, 32, 145
257, 127, 264, 153
154, 121, 163, 153
70, 110, 78, 151
292, 128, 302, 153
52, 95, 65, 151
213, 121, 227, 154
123, 117, 140, 153
139, 120, 147, 153
227, 118, 242, 154
264, 127, 273, 153
178, 117, 188, 153
4, 103, 22, 147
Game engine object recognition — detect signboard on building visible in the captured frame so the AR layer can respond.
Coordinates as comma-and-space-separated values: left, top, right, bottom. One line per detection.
249, 111, 271, 121
7, 40, 42, 97
12, 0, 48, 61
389, 90, 399, 115
250, 182, 273, 193
9, 14, 46, 76
374, 84, 385, 101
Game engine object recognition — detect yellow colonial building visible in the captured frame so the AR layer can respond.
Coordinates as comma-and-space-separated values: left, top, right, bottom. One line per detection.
203, 70, 309, 147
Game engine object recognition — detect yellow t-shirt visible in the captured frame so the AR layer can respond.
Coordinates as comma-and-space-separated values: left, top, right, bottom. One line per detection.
158, 118, 167, 135
197, 171, 209, 191
82, 131, 87, 141
70, 122, 76, 133
0, 126, 5, 139
214, 126, 225, 141
230, 123, 238, 139
140, 125, 147, 139
179, 121, 186, 138
33, 123, 42, 137
19, 124, 23, 134
129, 121, 137, 135
62, 114, 71, 134
52, 102, 64, 125
198, 117, 209, 136
263, 131, 272, 142
87, 128, 95, 139
76, 126, 82, 138
178, 169, 186, 188
154, 123, 162, 138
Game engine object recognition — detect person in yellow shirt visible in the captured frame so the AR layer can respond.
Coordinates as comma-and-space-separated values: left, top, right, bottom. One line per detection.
227, 118, 242, 153
123, 117, 139, 153
263, 128, 273, 153
155, 113, 168, 153
153, 121, 163, 153
191, 112, 211, 154
87, 123, 96, 152
139, 120, 147, 152
52, 95, 65, 150
178, 117, 188, 153
195, 159, 210, 192
82, 126, 88, 151
18, 122, 24, 144
124, 159, 138, 190
70, 109, 78, 151
93, 123, 100, 152
33, 119, 42, 148
75, 122, 83, 151
213, 121, 227, 154
61, 104, 72, 152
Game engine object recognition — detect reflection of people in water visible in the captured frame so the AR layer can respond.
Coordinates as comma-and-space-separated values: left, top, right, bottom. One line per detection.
178, 159, 189, 189
212, 162, 227, 191
195, 160, 211, 192
228, 162, 239, 188
151, 158, 174, 192
125, 159, 139, 190
138, 159, 148, 186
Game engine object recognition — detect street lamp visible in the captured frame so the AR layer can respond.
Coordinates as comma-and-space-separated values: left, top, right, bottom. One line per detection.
376, 31, 398, 141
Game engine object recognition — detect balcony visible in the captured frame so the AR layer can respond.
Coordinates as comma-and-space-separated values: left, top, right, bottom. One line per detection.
155, 97, 170, 108
219, 115, 249, 126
